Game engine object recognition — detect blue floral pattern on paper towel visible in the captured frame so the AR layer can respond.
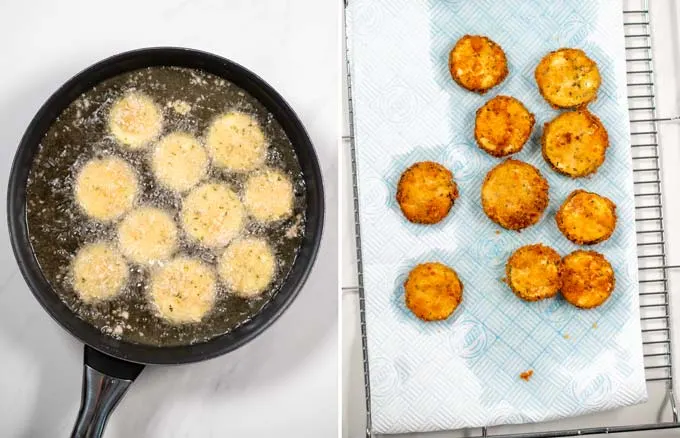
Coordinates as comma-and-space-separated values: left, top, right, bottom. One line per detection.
347, 0, 647, 434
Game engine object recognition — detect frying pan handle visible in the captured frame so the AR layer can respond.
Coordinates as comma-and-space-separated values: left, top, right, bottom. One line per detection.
71, 346, 145, 438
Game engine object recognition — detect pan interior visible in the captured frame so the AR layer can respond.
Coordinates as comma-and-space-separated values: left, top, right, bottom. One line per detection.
26, 66, 306, 347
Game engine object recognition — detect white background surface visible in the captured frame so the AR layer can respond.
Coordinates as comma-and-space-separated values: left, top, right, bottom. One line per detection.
343, 0, 680, 437
0, 1, 339, 437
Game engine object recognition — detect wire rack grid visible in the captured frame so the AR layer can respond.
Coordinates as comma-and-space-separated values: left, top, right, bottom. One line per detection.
344, 1, 680, 437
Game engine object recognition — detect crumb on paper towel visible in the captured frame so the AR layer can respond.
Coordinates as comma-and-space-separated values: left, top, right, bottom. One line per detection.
563, 334, 570, 339
495, 230, 501, 235
520, 370, 534, 381
593, 322, 598, 329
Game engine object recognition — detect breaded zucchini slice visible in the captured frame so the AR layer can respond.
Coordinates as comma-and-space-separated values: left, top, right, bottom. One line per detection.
535, 48, 601, 109
506, 244, 562, 301
542, 110, 609, 178
449, 35, 508, 94
404, 262, 463, 321
396, 161, 458, 224
561, 250, 615, 309
481, 159, 549, 231
556, 190, 617, 245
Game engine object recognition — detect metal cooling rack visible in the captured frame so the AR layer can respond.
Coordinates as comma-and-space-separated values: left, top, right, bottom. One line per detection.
344, 1, 680, 436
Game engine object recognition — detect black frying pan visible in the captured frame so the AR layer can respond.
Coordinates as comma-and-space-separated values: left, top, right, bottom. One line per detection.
7, 47, 324, 437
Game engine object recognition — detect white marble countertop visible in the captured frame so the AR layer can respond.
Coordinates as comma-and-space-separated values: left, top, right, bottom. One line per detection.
0, 1, 339, 437
343, 0, 680, 437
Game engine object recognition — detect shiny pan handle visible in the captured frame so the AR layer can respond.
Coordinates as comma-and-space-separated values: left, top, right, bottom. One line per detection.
71, 346, 145, 438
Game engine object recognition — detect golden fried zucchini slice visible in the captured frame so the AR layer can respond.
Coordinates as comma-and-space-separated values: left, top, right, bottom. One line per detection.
561, 250, 615, 309
535, 48, 601, 109
404, 262, 463, 321
542, 110, 609, 178
475, 95, 535, 157
396, 161, 458, 224
481, 159, 549, 231
449, 35, 508, 93
506, 244, 562, 301
556, 190, 617, 245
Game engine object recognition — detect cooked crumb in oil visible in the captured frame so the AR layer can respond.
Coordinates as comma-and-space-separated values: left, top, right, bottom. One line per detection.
285, 214, 304, 239
168, 99, 192, 115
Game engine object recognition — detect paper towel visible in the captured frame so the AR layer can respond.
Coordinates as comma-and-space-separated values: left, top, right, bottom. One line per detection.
347, 0, 647, 433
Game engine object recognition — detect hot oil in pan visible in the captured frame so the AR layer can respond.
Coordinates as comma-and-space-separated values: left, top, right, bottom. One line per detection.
26, 67, 306, 347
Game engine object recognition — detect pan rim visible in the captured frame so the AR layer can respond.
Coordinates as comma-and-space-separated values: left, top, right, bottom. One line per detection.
7, 46, 324, 365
